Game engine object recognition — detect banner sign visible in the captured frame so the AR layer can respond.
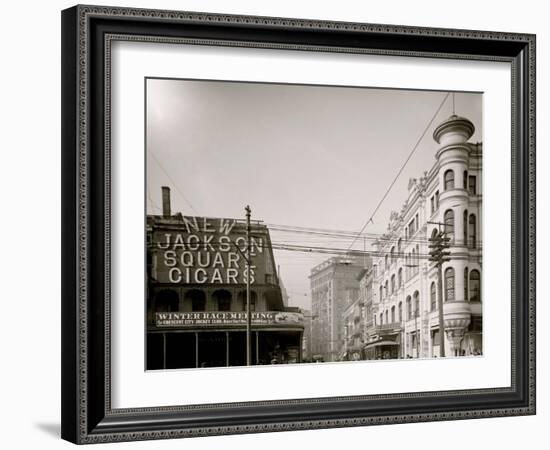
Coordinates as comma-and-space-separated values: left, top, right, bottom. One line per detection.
155, 311, 304, 328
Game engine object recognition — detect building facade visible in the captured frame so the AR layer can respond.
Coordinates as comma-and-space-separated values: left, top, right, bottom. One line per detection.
146, 187, 304, 369
342, 276, 365, 361
364, 114, 482, 359
310, 257, 366, 362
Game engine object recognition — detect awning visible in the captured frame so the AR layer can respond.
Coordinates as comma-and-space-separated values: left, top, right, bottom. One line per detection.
364, 340, 399, 348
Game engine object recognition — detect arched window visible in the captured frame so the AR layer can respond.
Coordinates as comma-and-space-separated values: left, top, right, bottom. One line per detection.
444, 169, 455, 190
406, 296, 412, 320
398, 302, 403, 322
444, 209, 455, 242
390, 246, 395, 263
398, 268, 403, 287
212, 289, 232, 311
464, 267, 468, 302
156, 289, 179, 312
469, 214, 477, 248
385, 254, 389, 270
380, 313, 383, 325
379, 286, 383, 301
391, 306, 396, 323
463, 170, 468, 189
397, 238, 402, 257
470, 270, 481, 302
385, 310, 389, 324
238, 290, 257, 311
430, 282, 436, 311
185, 289, 206, 311
391, 274, 396, 294
413, 291, 420, 317
385, 280, 389, 298
463, 210, 468, 246
445, 267, 455, 301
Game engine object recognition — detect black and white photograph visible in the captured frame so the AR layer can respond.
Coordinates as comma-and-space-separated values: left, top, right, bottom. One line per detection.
145, 79, 483, 370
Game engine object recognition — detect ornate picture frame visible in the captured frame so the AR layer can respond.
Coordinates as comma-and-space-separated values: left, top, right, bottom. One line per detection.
61, 4, 535, 444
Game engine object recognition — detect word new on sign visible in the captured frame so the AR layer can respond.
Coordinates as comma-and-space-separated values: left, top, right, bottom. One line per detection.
152, 217, 272, 285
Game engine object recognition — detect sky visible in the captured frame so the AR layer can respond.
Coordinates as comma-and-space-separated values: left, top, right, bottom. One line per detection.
146, 78, 482, 310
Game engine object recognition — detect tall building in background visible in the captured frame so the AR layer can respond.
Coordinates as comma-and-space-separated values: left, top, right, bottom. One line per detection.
342, 274, 366, 361
310, 257, 365, 362
364, 114, 482, 359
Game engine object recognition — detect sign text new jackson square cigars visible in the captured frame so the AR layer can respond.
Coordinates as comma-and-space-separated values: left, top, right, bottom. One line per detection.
150, 216, 273, 285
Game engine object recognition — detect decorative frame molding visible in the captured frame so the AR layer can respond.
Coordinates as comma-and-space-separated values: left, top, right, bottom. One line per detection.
61, 4, 536, 444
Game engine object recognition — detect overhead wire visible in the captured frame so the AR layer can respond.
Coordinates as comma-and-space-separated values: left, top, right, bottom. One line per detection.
149, 151, 199, 214
346, 92, 451, 250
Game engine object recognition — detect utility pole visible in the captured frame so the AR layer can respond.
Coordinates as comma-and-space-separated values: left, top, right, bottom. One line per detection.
414, 307, 420, 357
245, 205, 252, 366
428, 223, 451, 357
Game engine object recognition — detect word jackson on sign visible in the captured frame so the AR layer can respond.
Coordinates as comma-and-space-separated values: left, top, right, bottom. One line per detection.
146, 187, 298, 371
148, 214, 275, 285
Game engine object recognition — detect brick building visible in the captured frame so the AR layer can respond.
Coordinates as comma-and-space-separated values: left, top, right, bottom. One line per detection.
146, 187, 304, 369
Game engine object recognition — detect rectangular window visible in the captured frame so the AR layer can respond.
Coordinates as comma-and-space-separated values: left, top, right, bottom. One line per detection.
468, 176, 477, 195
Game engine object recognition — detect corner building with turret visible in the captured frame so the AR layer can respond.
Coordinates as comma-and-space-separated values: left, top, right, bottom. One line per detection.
363, 114, 482, 359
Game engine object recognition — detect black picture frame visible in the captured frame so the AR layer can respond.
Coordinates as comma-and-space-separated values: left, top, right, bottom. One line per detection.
61, 4, 536, 444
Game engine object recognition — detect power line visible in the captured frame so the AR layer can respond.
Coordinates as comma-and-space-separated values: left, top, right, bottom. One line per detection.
347, 92, 451, 250
147, 239, 482, 259
149, 152, 198, 214
268, 226, 483, 247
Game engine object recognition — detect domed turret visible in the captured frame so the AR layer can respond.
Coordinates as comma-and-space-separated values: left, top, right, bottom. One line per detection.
433, 115, 475, 146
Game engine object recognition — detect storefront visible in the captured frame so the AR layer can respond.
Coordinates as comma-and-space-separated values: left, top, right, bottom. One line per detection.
147, 311, 304, 369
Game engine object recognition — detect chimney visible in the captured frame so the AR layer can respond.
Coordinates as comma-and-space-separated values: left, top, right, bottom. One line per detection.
161, 186, 171, 217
